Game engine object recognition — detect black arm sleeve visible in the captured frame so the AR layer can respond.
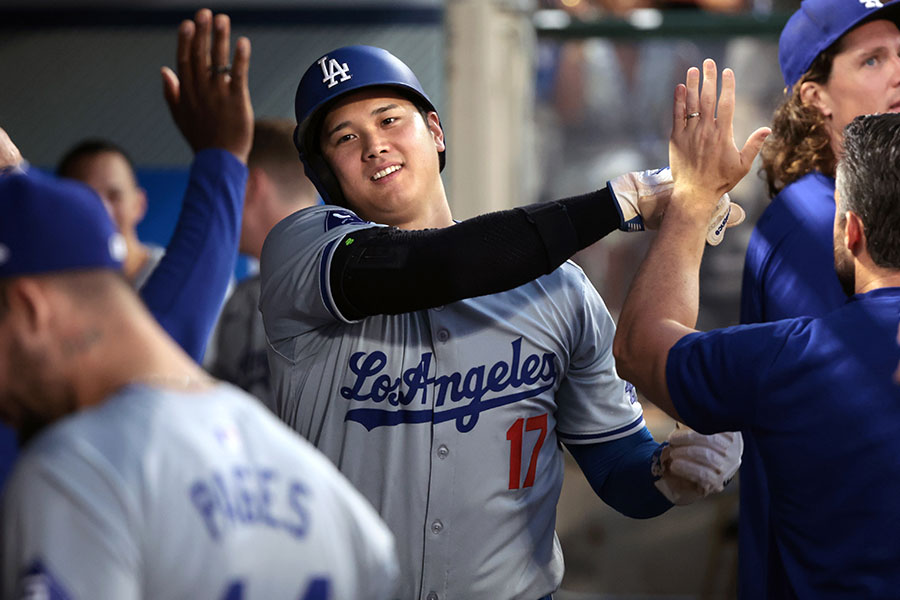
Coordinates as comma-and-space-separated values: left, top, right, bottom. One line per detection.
331, 188, 620, 320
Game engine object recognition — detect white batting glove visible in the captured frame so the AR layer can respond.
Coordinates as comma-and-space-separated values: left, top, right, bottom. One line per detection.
651, 425, 743, 505
607, 167, 745, 245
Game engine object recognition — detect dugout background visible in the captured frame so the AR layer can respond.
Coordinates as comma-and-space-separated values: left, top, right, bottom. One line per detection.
0, 1, 797, 597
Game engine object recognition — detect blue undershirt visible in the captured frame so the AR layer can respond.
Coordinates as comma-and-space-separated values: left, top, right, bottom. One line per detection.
566, 426, 672, 519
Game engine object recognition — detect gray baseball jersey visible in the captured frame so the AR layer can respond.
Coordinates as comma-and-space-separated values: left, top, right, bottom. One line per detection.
1, 382, 397, 600
259, 206, 644, 600
209, 274, 274, 412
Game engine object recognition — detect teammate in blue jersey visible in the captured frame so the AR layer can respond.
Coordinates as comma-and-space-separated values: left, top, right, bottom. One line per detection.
259, 43, 744, 599
615, 60, 900, 597
739, 1, 900, 595
0, 169, 397, 598
0, 8, 252, 493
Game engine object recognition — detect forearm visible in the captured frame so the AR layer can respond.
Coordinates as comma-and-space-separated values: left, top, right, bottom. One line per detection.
332, 189, 621, 319
142, 149, 246, 361
613, 192, 712, 417
566, 429, 672, 519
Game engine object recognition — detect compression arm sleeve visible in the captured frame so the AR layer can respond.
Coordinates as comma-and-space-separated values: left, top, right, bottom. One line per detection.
140, 149, 246, 362
565, 427, 673, 519
331, 188, 620, 319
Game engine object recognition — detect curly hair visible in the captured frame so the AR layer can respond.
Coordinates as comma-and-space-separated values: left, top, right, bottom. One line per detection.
760, 43, 842, 198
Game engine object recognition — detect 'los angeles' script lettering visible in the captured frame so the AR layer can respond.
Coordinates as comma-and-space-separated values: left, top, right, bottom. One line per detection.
340, 338, 558, 432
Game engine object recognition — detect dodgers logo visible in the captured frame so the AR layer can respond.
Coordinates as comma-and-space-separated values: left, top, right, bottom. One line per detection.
860, 0, 883, 7
318, 56, 352, 88
325, 210, 365, 231
341, 338, 559, 432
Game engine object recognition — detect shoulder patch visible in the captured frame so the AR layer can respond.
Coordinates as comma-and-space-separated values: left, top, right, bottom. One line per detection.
18, 560, 73, 600
325, 210, 365, 232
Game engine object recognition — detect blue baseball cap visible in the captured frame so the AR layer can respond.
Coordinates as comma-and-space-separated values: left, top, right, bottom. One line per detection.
780, 0, 900, 89
0, 170, 126, 279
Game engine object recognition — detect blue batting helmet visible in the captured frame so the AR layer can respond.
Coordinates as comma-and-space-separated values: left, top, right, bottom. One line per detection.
293, 45, 445, 206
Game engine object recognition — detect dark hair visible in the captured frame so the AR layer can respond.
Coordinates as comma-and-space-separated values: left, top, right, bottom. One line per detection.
57, 139, 136, 179
760, 44, 841, 197
836, 113, 900, 269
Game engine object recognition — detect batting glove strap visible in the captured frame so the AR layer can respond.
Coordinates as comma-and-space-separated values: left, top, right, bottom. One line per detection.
607, 166, 672, 232
652, 427, 743, 505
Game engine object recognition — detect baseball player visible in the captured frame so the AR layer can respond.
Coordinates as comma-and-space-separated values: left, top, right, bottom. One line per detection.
209, 118, 319, 411
739, 1, 900, 595
0, 8, 251, 492
2, 12, 247, 366
615, 60, 900, 598
0, 170, 398, 600
259, 44, 743, 599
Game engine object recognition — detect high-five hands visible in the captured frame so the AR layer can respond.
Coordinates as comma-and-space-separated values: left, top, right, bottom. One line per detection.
161, 8, 254, 163
668, 59, 770, 222
607, 166, 746, 245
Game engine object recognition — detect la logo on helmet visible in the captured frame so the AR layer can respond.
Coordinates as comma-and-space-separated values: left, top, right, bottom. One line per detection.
319, 56, 352, 89
860, 0, 883, 8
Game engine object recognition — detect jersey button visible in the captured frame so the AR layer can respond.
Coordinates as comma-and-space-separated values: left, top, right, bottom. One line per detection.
436, 329, 449, 342
433, 305, 444, 312
437, 445, 449, 459
431, 520, 444, 534
426, 593, 439, 600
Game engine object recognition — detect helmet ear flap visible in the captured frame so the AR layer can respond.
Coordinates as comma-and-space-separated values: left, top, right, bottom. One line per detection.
295, 121, 346, 208
302, 151, 347, 209
293, 125, 303, 161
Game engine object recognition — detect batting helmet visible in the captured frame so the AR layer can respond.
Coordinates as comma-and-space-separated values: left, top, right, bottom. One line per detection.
293, 45, 445, 207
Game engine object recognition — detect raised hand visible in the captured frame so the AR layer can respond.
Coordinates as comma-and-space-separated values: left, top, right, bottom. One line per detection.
161, 8, 253, 163
668, 59, 770, 218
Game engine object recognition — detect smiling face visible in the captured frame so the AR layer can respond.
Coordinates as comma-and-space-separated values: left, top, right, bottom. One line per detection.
806, 20, 900, 150
318, 88, 449, 229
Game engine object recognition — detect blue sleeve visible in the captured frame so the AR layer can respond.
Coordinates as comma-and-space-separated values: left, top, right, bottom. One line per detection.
140, 149, 247, 362
565, 427, 672, 519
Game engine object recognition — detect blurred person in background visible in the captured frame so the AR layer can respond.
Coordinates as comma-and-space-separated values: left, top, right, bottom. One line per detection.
57, 140, 163, 289
208, 118, 319, 411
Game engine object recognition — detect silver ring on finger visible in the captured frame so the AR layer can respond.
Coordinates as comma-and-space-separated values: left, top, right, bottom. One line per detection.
210, 64, 232, 75
686, 112, 701, 120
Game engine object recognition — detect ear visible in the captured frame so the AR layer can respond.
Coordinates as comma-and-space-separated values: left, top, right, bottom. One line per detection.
134, 187, 149, 222
799, 81, 833, 118
6, 278, 54, 339
245, 167, 272, 207
844, 210, 866, 255
426, 111, 445, 153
